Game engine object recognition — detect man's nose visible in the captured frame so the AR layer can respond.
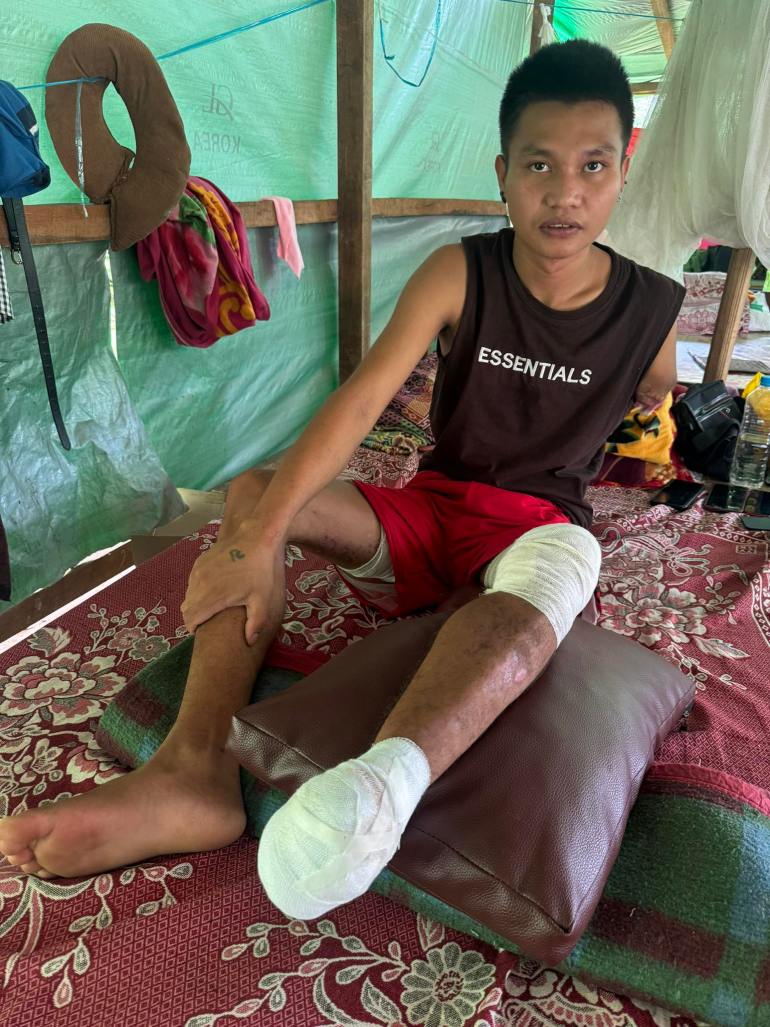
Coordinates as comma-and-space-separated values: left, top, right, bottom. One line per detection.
544, 173, 582, 207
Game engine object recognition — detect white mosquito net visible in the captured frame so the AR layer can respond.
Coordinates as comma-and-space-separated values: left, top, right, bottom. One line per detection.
609, 0, 770, 282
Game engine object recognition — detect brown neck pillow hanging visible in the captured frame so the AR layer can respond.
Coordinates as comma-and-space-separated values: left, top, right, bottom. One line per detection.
45, 23, 190, 251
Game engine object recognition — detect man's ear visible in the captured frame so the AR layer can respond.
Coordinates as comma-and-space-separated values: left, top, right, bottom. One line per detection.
620, 153, 631, 184
494, 153, 507, 199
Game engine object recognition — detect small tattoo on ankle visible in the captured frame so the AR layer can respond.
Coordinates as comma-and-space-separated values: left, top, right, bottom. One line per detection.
229, 548, 246, 562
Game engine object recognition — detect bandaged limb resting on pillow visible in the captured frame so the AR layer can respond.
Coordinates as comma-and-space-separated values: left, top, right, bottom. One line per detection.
257, 522, 602, 919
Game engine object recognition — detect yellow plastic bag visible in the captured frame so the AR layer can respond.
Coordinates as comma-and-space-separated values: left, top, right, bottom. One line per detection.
742, 372, 762, 398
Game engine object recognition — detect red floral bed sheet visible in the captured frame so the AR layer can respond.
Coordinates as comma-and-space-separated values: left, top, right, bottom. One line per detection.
4, 460, 768, 1026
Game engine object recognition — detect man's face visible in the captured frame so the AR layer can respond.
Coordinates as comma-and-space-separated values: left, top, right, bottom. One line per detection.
496, 100, 630, 258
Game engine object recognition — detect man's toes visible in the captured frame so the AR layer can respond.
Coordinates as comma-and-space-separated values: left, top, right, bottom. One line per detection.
20, 860, 49, 877
2, 848, 34, 866
0, 812, 46, 859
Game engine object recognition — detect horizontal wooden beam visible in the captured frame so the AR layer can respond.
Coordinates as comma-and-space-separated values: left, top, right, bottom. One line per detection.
383, 198, 504, 218
0, 198, 506, 248
631, 81, 660, 95
0, 543, 134, 646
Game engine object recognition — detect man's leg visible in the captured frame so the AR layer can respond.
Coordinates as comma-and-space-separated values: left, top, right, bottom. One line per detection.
258, 523, 601, 918
373, 592, 555, 780
376, 521, 602, 776
0, 469, 382, 879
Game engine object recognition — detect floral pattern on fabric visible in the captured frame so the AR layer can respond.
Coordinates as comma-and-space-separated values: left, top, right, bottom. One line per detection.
1, 446, 762, 1025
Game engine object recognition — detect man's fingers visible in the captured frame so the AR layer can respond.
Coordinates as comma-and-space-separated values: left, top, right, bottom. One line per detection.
244, 604, 265, 646
181, 608, 202, 635
182, 597, 227, 636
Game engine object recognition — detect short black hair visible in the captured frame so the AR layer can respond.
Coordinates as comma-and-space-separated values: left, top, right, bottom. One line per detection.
499, 40, 634, 162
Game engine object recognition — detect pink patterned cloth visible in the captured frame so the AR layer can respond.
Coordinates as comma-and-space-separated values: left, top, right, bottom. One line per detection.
265, 196, 304, 278
677, 270, 751, 336
590, 486, 770, 791
137, 176, 270, 348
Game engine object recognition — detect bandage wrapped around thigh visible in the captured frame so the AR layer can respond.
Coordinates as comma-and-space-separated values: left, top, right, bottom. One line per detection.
482, 524, 601, 645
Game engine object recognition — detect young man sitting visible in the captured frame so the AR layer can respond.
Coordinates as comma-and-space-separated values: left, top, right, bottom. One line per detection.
0, 41, 684, 920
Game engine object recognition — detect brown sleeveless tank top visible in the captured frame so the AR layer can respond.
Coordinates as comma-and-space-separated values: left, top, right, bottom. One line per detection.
418, 228, 685, 527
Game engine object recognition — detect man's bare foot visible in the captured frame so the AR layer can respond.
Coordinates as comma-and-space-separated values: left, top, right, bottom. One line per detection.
0, 744, 246, 879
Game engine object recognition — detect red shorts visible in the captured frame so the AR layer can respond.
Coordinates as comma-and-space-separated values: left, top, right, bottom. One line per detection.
346, 470, 570, 617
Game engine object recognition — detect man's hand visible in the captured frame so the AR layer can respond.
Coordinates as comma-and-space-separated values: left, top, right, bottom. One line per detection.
632, 388, 665, 416
181, 520, 286, 644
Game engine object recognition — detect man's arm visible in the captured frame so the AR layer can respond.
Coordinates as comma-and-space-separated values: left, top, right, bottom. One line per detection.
181, 244, 467, 637
253, 243, 466, 544
634, 322, 678, 414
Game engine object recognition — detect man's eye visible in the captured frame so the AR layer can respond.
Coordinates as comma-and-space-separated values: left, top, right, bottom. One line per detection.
585, 161, 605, 172
528, 162, 549, 172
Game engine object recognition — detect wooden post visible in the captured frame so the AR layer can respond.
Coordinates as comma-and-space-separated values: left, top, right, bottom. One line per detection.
703, 248, 756, 383
530, 1, 547, 54
650, 0, 676, 60
336, 0, 373, 383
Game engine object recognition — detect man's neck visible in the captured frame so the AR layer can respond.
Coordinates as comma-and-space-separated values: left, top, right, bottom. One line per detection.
512, 233, 611, 311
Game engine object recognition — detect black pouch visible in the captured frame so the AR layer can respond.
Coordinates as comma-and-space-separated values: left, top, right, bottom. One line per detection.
672, 381, 743, 480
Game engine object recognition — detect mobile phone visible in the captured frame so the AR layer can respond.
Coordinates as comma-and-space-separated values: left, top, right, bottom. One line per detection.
650, 480, 704, 511
744, 490, 770, 516
741, 515, 770, 531
704, 484, 748, 513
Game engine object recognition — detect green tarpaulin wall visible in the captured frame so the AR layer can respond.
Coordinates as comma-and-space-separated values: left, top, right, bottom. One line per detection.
0, 0, 677, 609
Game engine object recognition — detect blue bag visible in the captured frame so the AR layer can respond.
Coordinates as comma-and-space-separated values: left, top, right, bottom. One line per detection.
0, 79, 50, 198
0, 79, 70, 453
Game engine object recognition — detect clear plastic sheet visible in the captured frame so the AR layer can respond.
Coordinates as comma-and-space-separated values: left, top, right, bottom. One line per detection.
0, 243, 184, 610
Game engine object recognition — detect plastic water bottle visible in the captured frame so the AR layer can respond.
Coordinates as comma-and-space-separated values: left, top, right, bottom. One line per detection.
730, 374, 770, 487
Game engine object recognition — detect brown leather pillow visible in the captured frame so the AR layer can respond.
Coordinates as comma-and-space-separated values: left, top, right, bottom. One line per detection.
226, 612, 694, 964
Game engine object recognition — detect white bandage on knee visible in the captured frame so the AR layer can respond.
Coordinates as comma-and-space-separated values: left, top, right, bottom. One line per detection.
482, 523, 601, 645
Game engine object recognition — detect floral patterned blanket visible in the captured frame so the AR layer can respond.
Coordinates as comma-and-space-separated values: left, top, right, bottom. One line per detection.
590, 487, 770, 791
2, 451, 769, 1026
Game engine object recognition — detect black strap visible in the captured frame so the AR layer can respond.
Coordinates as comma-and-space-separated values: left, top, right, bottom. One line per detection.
2, 196, 71, 450
0, 511, 10, 602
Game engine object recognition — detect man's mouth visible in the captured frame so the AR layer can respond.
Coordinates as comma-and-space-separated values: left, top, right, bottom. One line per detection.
540, 220, 582, 237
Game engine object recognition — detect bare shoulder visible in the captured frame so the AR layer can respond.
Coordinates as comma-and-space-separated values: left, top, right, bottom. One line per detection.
423, 242, 466, 282
413, 243, 467, 327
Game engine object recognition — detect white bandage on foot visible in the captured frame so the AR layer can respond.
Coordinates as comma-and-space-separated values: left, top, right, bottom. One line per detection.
257, 736, 430, 919
482, 523, 602, 645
